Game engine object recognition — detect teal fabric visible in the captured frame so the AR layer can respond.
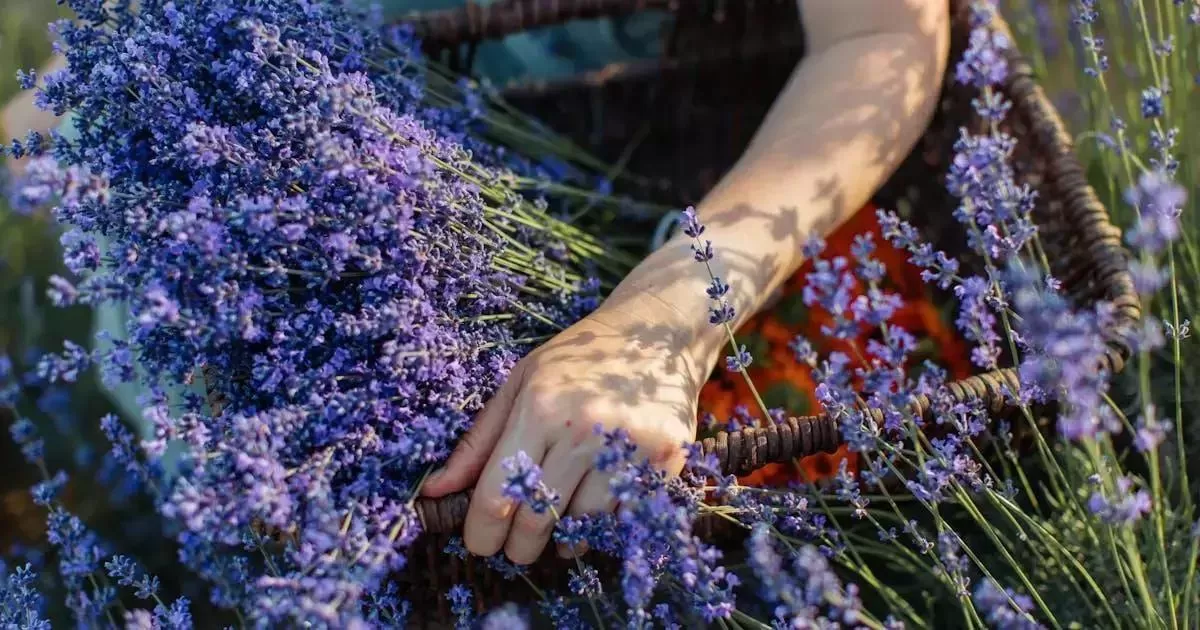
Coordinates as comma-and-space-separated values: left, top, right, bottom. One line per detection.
378, 0, 665, 84
93, 1, 666, 436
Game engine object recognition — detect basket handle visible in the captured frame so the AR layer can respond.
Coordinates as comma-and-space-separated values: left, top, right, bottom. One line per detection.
412, 367, 1030, 534
414, 411, 841, 534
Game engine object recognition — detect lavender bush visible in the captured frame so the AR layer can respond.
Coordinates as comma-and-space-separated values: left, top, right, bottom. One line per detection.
3, 0, 1200, 628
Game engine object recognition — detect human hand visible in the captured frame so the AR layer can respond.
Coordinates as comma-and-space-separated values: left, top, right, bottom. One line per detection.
419, 299, 706, 564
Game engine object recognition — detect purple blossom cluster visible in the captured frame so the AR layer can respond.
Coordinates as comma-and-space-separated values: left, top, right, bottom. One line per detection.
0, 561, 50, 630
746, 523, 865, 626
515, 430, 744, 626
2, 384, 193, 628
972, 579, 1043, 630
14, 0, 618, 624
501, 451, 561, 514
877, 3, 1131, 446
1087, 475, 1152, 526
1007, 264, 1118, 440
1125, 170, 1186, 255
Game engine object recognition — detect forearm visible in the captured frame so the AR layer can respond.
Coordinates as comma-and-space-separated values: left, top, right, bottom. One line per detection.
603, 5, 949, 374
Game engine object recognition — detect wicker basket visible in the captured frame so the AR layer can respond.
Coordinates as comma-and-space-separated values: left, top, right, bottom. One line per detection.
388, 0, 1141, 624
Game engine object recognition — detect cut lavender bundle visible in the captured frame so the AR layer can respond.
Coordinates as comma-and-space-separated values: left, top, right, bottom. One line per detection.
17, 0, 637, 624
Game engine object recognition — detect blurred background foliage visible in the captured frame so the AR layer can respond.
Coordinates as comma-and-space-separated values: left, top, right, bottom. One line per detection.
0, 4, 180, 616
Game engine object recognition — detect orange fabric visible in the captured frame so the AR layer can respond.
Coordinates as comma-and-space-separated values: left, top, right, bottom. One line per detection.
696, 203, 973, 487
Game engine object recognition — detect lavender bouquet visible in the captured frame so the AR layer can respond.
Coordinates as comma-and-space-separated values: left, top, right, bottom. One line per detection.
2, 0, 645, 625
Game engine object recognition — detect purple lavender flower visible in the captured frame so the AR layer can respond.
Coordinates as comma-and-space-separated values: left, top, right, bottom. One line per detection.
956, 27, 1010, 87
1149, 128, 1180, 175
105, 555, 137, 586
446, 584, 474, 630
1075, 0, 1098, 24
444, 537, 469, 560
747, 524, 864, 626
706, 276, 730, 300
501, 451, 560, 514
788, 336, 817, 366
851, 287, 903, 327
1088, 476, 1152, 525
972, 579, 1043, 629
954, 276, 1002, 370
46, 275, 79, 307
31, 471, 69, 507
0, 563, 50, 630
1125, 170, 1187, 254
1133, 406, 1171, 452
1008, 265, 1112, 440
1140, 87, 1165, 118
803, 256, 857, 339
709, 301, 736, 325
16, 68, 37, 90
574, 429, 738, 622
1128, 260, 1166, 296
34, 340, 91, 384
539, 596, 585, 628
568, 565, 602, 598
878, 210, 960, 289
60, 229, 101, 274
725, 345, 753, 372
692, 239, 715, 262
681, 206, 706, 238
5, 155, 62, 215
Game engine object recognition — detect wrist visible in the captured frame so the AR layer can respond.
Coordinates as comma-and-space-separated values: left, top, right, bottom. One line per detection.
599, 235, 730, 374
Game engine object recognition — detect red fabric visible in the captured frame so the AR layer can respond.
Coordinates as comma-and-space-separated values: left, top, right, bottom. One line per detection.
696, 203, 973, 486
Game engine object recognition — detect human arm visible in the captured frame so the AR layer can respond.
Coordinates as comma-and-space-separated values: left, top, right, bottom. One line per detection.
419, 0, 951, 565
608, 0, 952, 379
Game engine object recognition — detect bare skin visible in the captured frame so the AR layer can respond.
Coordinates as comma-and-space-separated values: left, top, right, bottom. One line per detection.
420, 0, 951, 564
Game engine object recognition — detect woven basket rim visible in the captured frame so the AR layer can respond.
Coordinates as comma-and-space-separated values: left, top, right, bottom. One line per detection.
395, 0, 1142, 536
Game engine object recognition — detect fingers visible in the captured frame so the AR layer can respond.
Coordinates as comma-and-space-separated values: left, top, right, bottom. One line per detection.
421, 368, 522, 498
557, 469, 618, 559
462, 412, 547, 558
504, 441, 591, 565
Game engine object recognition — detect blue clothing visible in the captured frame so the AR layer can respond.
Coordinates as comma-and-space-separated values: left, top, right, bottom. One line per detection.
94, 1, 665, 434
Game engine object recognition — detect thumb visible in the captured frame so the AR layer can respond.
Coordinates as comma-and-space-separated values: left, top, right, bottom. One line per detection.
420, 369, 522, 497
